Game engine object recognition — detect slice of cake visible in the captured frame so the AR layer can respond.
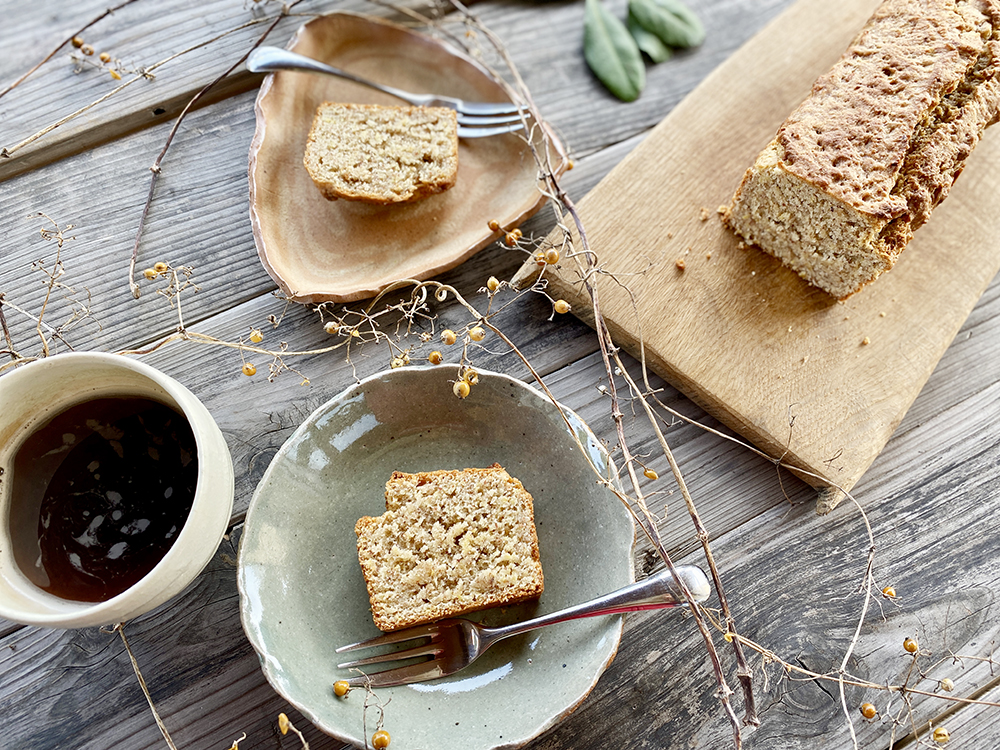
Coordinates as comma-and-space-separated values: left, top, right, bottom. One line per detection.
355, 464, 544, 631
303, 102, 459, 204
725, 0, 1000, 299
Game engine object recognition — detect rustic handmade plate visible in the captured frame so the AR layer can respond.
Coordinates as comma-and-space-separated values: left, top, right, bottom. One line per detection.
248, 12, 566, 304
238, 366, 634, 750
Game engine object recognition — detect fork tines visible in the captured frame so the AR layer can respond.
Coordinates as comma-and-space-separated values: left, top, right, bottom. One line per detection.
336, 624, 445, 687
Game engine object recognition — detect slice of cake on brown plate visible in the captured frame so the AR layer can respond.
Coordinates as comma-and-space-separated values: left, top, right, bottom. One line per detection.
355, 464, 544, 632
303, 102, 459, 204
725, 0, 1000, 299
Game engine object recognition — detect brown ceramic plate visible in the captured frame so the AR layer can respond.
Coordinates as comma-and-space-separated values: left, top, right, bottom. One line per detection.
248, 12, 566, 304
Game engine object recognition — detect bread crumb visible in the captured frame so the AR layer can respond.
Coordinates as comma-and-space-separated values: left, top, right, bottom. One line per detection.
699, 207, 710, 221
666, 231, 674, 239
861, 336, 871, 345
738, 241, 747, 250
676, 259, 686, 270
706, 251, 713, 260
717, 204, 728, 215
879, 311, 886, 317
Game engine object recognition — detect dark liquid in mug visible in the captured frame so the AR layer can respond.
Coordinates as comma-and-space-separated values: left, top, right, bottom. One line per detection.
9, 396, 198, 602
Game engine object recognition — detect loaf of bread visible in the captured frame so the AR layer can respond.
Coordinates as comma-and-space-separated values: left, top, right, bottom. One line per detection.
355, 464, 544, 632
303, 103, 459, 204
725, 0, 1000, 299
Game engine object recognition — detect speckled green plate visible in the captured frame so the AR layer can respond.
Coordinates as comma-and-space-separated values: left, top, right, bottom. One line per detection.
238, 366, 634, 750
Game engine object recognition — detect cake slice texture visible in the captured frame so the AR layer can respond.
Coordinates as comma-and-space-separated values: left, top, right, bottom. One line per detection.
355, 465, 544, 632
726, 0, 1000, 299
303, 102, 459, 204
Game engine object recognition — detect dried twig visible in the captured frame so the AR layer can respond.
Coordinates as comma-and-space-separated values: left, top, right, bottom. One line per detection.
0, 0, 143, 102
110, 623, 180, 750
0, 293, 18, 362
127, 2, 307, 298
426, 2, 748, 743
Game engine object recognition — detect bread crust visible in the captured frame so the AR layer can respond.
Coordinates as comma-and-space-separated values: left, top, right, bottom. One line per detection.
727, 0, 1000, 299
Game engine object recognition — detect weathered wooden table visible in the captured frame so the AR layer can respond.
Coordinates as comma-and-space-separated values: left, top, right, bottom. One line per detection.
2, 0, 999, 748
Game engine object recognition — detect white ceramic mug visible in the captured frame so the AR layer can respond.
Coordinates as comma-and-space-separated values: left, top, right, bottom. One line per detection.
0, 352, 234, 628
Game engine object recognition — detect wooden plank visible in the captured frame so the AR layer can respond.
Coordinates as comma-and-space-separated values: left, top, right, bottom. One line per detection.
0, 0, 359, 181
3, 333, 997, 748
544, 0, 1000, 499
0, 0, 792, 181
927, 682, 1000, 749
470, 0, 793, 156
3, 1, 998, 749
528, 379, 1000, 750
0, 528, 342, 750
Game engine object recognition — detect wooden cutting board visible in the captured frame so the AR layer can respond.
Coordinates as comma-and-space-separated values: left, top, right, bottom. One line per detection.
545, 0, 1000, 509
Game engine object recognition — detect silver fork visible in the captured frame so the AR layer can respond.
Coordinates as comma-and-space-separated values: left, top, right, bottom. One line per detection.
246, 46, 526, 138
336, 565, 711, 687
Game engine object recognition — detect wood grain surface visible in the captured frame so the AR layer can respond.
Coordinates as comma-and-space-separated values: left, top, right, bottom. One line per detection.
2, 0, 999, 748
546, 0, 1000, 499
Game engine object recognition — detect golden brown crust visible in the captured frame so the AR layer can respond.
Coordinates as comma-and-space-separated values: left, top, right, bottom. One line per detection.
778, 0, 993, 220
727, 0, 1000, 299
356, 464, 544, 632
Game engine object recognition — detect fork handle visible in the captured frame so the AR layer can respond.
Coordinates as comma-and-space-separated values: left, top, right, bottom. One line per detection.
481, 565, 710, 647
246, 46, 419, 106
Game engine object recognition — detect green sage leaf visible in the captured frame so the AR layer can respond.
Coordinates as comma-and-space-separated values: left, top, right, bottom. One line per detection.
584, 0, 645, 102
627, 11, 672, 63
628, 0, 705, 49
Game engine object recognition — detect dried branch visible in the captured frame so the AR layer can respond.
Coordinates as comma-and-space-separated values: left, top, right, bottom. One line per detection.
110, 623, 180, 750
127, 3, 308, 297
0, 293, 18, 362
620, 350, 760, 727
432, 2, 748, 743
0, 0, 143, 102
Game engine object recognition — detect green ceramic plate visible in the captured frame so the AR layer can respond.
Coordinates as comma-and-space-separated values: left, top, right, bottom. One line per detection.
238, 366, 634, 750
